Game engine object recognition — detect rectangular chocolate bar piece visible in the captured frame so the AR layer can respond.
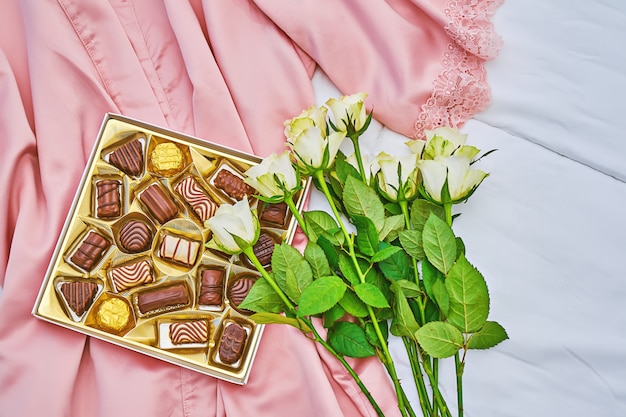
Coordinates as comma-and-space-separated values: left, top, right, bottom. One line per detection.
70, 231, 110, 271
218, 322, 248, 365
169, 320, 209, 345
198, 268, 225, 306
159, 234, 200, 267
136, 283, 189, 315
95, 179, 121, 218
139, 184, 179, 224
213, 168, 255, 201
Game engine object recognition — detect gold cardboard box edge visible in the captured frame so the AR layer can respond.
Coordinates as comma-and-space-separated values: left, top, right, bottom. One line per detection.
32, 112, 309, 385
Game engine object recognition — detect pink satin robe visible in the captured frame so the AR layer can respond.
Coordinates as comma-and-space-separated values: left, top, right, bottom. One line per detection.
0, 1, 502, 416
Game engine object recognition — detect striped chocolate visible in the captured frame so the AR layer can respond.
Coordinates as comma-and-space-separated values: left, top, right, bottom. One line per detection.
60, 281, 98, 316
70, 231, 110, 271
118, 219, 152, 253
174, 176, 217, 222
108, 135, 144, 177
96, 179, 121, 218
169, 320, 209, 345
109, 259, 153, 292
227, 275, 257, 313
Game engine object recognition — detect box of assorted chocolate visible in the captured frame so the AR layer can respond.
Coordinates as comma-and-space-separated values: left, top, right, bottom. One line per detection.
32, 113, 309, 384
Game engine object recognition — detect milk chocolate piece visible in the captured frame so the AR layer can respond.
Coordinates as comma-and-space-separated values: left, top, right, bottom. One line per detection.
95, 297, 132, 333
214, 169, 255, 200
151, 142, 184, 176
159, 234, 200, 267
136, 283, 189, 315
251, 232, 275, 266
109, 259, 153, 292
70, 231, 110, 271
96, 180, 121, 218
175, 176, 217, 222
218, 322, 247, 365
139, 184, 178, 224
60, 281, 98, 316
260, 202, 287, 226
199, 268, 225, 306
108, 135, 144, 177
169, 320, 209, 345
118, 219, 152, 253
227, 275, 257, 313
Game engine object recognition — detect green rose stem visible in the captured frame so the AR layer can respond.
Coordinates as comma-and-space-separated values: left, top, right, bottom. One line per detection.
348, 133, 368, 184
283, 193, 308, 237
443, 201, 464, 417
313, 170, 414, 417
241, 245, 385, 417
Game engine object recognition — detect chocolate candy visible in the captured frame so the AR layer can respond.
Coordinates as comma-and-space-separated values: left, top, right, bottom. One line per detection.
118, 219, 152, 253
60, 281, 98, 316
259, 202, 287, 226
139, 184, 178, 224
218, 322, 247, 365
199, 268, 225, 306
95, 297, 132, 334
136, 283, 189, 315
175, 176, 217, 222
95, 179, 121, 218
109, 259, 153, 292
169, 320, 209, 345
151, 142, 184, 176
214, 169, 255, 201
108, 134, 144, 177
159, 234, 200, 267
252, 232, 275, 266
70, 231, 110, 271
227, 274, 257, 314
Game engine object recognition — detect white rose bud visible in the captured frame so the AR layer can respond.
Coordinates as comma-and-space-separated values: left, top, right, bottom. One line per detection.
244, 151, 299, 200
204, 197, 259, 254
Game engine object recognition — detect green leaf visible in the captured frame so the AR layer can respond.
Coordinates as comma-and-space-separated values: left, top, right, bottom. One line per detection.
422, 259, 444, 302
249, 312, 311, 333
271, 243, 304, 291
371, 245, 402, 263
328, 321, 376, 358
422, 213, 457, 274
390, 279, 422, 298
304, 210, 339, 243
467, 321, 509, 350
365, 321, 388, 348
335, 153, 361, 185
238, 278, 285, 313
389, 286, 420, 339
338, 253, 360, 286
339, 289, 369, 318
316, 234, 339, 270
398, 229, 425, 260
343, 176, 385, 233
353, 215, 379, 257
377, 241, 410, 281
284, 261, 313, 304
304, 241, 332, 279
321, 228, 345, 247
431, 279, 450, 316
415, 321, 463, 358
379, 214, 405, 242
354, 282, 390, 308
455, 237, 466, 260
410, 199, 445, 232
297, 275, 347, 317
445, 255, 490, 333
323, 303, 346, 328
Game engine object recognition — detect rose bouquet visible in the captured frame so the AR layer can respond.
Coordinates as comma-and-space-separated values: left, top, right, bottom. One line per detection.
204, 93, 508, 417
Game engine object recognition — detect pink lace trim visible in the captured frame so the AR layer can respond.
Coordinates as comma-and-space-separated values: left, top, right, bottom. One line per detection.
414, 0, 503, 139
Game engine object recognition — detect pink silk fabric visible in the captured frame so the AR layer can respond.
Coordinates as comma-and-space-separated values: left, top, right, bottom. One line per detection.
0, 1, 502, 416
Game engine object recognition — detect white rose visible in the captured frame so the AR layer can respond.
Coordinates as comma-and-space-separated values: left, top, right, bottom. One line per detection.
244, 151, 299, 199
204, 197, 259, 254
325, 92, 369, 134
374, 151, 420, 202
287, 126, 346, 174
418, 155, 488, 203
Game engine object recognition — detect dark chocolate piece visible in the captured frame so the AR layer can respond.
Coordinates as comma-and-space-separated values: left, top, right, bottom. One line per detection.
108, 134, 144, 177
174, 176, 217, 222
260, 202, 287, 226
170, 320, 209, 345
218, 322, 247, 364
139, 184, 178, 224
227, 275, 257, 313
96, 179, 121, 218
199, 268, 225, 306
70, 231, 110, 271
214, 169, 255, 200
251, 232, 275, 266
136, 283, 189, 315
60, 281, 98, 316
118, 219, 152, 253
